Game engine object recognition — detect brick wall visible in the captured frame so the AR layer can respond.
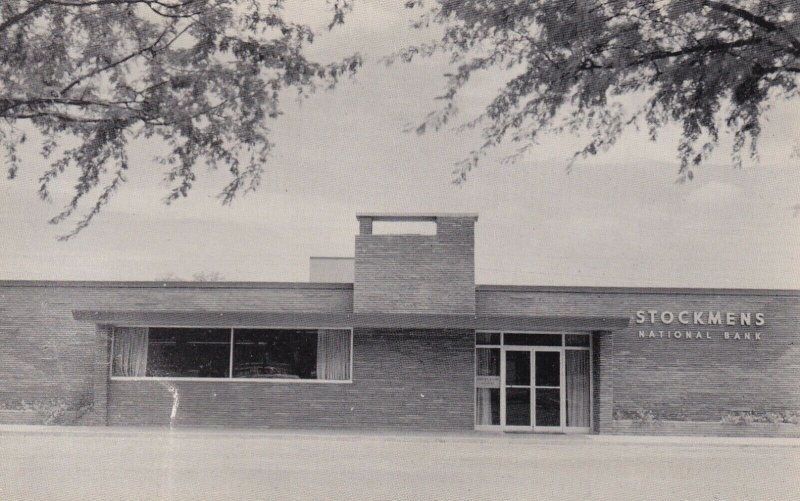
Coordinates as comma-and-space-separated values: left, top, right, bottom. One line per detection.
478, 287, 800, 425
108, 329, 475, 431
354, 216, 475, 314
592, 331, 614, 433
2, 280, 799, 435
0, 282, 353, 424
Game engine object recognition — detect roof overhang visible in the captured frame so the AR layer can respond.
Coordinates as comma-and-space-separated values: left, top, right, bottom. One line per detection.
72, 310, 630, 331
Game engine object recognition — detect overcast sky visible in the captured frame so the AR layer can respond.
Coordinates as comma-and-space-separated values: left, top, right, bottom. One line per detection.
1, 1, 799, 288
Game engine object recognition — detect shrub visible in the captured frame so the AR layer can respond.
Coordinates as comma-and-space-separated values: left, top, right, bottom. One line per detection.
0, 394, 94, 425
721, 410, 800, 425
614, 408, 657, 425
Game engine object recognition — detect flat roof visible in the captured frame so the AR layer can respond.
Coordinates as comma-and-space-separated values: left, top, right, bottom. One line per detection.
356, 212, 479, 221
0, 280, 353, 289
476, 285, 800, 297
2, 280, 798, 296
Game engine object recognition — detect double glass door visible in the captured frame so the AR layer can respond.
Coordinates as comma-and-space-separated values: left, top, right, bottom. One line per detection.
475, 332, 592, 433
504, 347, 563, 432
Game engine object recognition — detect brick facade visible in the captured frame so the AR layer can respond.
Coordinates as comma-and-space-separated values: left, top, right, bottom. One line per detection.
0, 212, 798, 436
0, 282, 798, 434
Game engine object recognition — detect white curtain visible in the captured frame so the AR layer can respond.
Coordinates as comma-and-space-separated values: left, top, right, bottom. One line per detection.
316, 329, 350, 380
112, 327, 149, 377
476, 388, 496, 426
566, 350, 591, 427
476, 348, 499, 376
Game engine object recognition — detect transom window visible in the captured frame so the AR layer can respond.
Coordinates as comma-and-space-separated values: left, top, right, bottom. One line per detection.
111, 327, 352, 382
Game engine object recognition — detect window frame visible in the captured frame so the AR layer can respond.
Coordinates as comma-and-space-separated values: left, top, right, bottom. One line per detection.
109, 325, 354, 384
473, 331, 593, 432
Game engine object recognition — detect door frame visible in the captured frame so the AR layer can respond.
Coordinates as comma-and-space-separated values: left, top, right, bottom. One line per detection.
500, 346, 534, 432
530, 346, 565, 433
474, 331, 593, 434
500, 346, 565, 433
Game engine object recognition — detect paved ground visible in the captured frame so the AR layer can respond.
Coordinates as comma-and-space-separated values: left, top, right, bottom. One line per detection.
1, 427, 798, 500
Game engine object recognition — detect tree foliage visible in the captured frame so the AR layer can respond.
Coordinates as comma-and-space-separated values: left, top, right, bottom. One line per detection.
397, 0, 800, 181
0, 0, 360, 238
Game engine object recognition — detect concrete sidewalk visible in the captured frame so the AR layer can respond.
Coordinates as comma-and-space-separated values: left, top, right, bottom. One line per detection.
2, 423, 799, 448
1, 424, 798, 500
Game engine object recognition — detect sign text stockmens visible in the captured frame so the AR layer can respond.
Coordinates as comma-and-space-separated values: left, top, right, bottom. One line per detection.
634, 310, 765, 341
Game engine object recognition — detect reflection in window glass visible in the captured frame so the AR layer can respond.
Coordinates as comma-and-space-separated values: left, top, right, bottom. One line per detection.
232, 329, 351, 380
535, 389, 561, 426
565, 334, 591, 347
506, 388, 531, 426
147, 328, 230, 378
504, 333, 561, 346
475, 332, 501, 345
505, 351, 531, 386
535, 351, 560, 387
233, 329, 317, 379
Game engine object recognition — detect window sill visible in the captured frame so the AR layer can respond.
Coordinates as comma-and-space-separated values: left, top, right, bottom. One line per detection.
110, 377, 353, 384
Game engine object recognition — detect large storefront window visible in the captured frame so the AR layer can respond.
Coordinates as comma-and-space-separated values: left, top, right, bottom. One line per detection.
148, 328, 230, 378
475, 332, 592, 432
112, 327, 351, 381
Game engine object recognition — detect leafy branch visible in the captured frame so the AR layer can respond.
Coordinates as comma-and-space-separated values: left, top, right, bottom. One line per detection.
399, 0, 800, 181
0, 0, 362, 238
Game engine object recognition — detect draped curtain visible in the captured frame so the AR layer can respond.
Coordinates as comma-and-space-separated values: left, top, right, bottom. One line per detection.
475, 348, 500, 426
476, 388, 494, 426
316, 330, 350, 380
565, 350, 591, 427
476, 348, 499, 376
112, 327, 149, 377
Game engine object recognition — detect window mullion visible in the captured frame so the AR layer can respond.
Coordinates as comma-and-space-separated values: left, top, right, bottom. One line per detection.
229, 328, 234, 379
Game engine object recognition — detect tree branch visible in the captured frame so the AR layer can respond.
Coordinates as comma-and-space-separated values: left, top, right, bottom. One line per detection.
701, 0, 800, 55
579, 36, 766, 72
635, 36, 764, 65
0, 0, 49, 33
59, 22, 178, 96
49, 0, 196, 8
6, 112, 112, 122
1, 96, 136, 111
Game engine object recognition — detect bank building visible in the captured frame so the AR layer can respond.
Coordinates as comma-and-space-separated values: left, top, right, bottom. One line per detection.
1, 213, 798, 436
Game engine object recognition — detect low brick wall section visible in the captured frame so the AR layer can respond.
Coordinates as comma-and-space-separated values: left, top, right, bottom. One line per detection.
108, 329, 475, 431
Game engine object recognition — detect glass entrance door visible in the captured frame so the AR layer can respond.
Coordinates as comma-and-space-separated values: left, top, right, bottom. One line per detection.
475, 332, 592, 433
501, 347, 564, 432
503, 349, 532, 430
533, 349, 563, 432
